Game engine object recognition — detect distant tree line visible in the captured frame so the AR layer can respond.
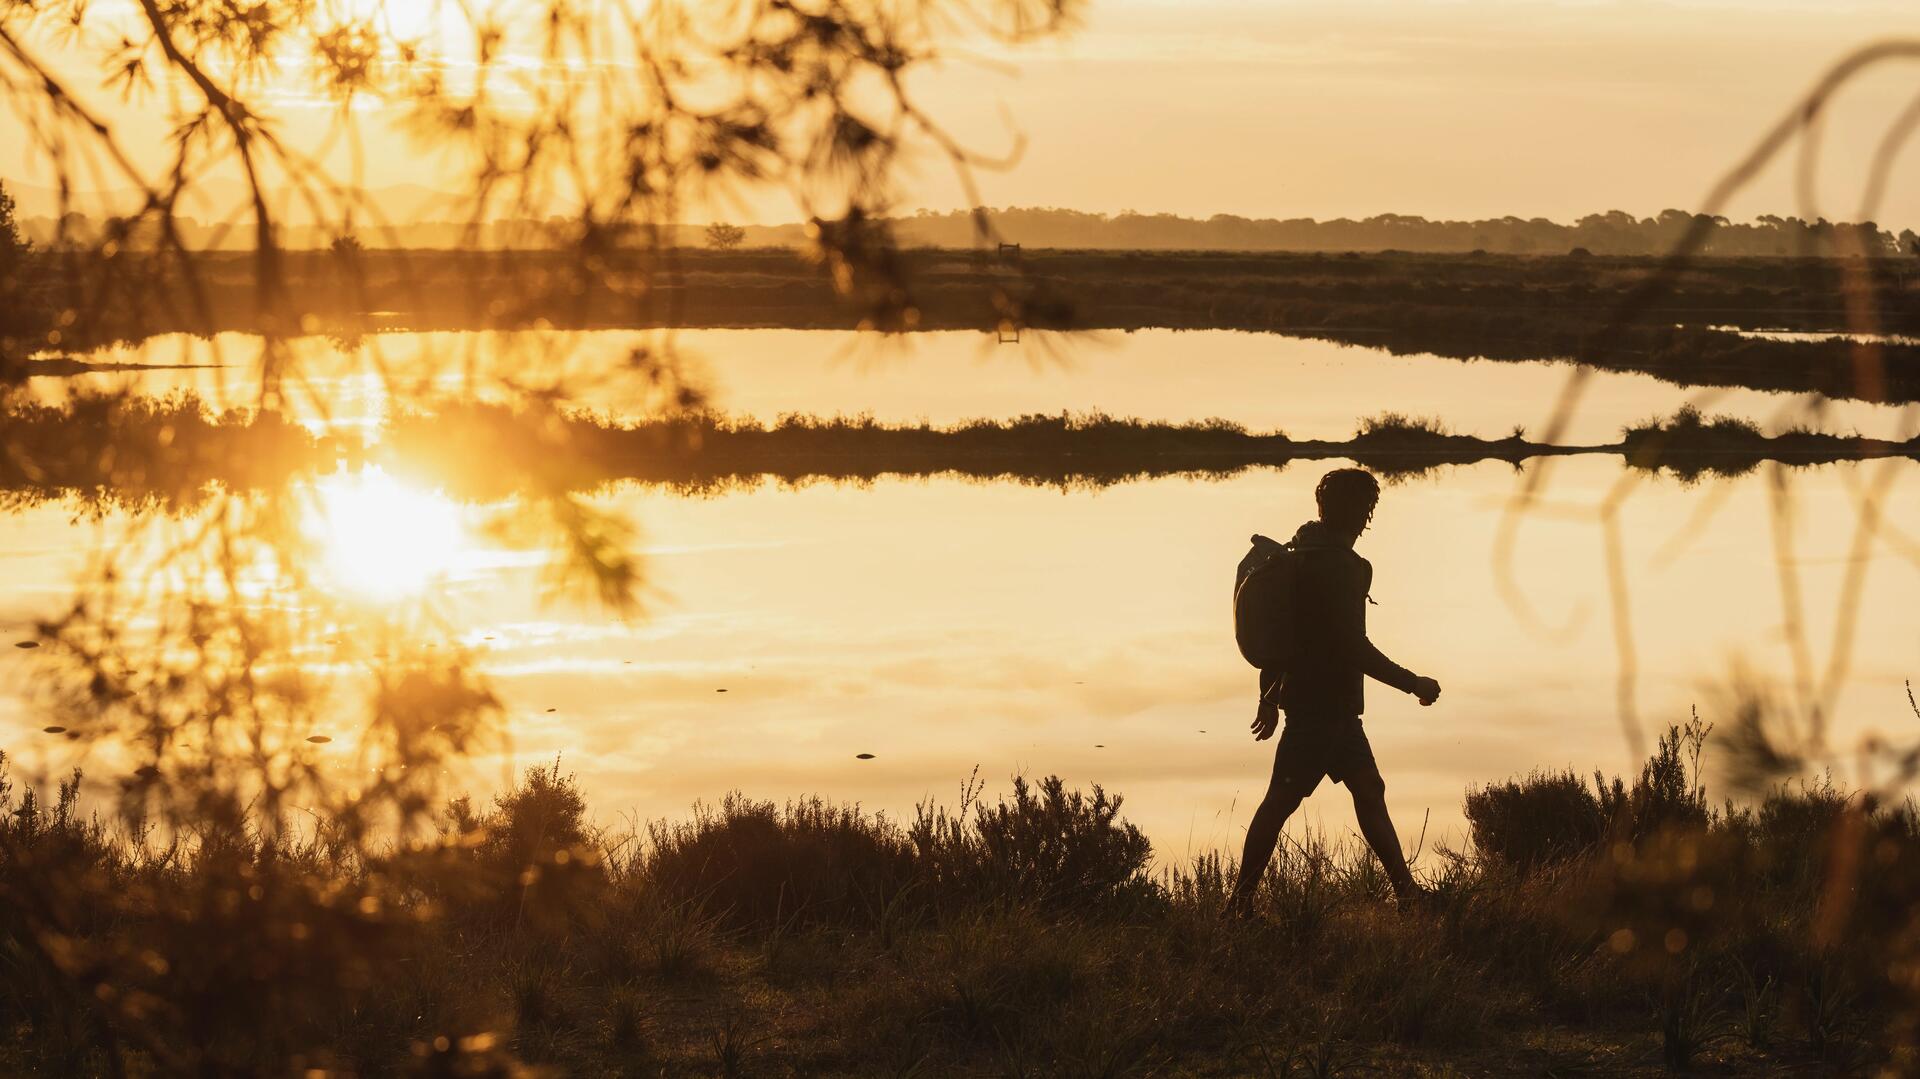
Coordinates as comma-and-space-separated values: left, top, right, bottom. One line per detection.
879, 207, 1919, 257
19, 200, 1918, 257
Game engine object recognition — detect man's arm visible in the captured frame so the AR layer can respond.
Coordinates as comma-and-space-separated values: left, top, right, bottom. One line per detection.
1258, 666, 1282, 703
1345, 559, 1441, 705
1251, 667, 1282, 740
1360, 639, 1420, 695
1363, 639, 1441, 705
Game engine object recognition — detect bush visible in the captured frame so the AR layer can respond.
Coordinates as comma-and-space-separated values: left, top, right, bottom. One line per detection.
18, 719, 1920, 1073
1621, 405, 1768, 461
644, 794, 915, 932
910, 775, 1153, 911
1468, 717, 1711, 872
1465, 769, 1607, 870
417, 759, 610, 933
1609, 718, 1711, 838
1353, 412, 1452, 441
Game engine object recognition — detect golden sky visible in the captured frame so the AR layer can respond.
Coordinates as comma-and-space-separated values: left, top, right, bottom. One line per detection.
6, 0, 1920, 226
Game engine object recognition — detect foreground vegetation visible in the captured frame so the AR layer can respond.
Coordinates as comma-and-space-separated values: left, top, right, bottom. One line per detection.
4, 720, 1919, 1075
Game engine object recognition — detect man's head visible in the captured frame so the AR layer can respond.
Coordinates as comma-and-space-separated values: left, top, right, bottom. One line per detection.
1315, 467, 1380, 542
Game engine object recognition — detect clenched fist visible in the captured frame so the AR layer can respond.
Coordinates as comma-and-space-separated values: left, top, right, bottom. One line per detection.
1411, 676, 1441, 707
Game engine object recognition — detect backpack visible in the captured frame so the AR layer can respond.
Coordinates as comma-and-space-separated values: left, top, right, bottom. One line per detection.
1233, 534, 1297, 672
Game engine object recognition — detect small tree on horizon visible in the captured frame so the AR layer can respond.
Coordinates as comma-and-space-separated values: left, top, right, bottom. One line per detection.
705, 222, 746, 250
0, 180, 43, 355
0, 180, 23, 263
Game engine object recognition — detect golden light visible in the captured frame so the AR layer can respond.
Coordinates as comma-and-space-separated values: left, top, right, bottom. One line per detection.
306, 468, 475, 599
333, 0, 456, 43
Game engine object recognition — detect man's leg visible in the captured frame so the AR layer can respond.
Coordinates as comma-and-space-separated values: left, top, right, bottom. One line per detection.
1231, 748, 1317, 911
1347, 774, 1418, 900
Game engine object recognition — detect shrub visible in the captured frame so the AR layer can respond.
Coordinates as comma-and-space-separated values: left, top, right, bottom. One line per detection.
1353, 412, 1452, 441
645, 794, 915, 932
1622, 404, 1766, 452
1609, 718, 1711, 838
910, 775, 1153, 911
419, 759, 610, 933
19, 719, 1920, 1073
1469, 717, 1711, 871
1465, 769, 1607, 870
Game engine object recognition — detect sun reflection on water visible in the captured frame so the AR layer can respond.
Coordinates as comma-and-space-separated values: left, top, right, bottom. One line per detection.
306, 468, 477, 599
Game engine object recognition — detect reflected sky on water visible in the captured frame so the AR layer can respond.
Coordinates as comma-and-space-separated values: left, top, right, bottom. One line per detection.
4, 453, 1916, 863
40, 327, 1920, 444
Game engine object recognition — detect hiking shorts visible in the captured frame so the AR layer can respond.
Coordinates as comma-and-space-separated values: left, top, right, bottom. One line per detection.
1268, 713, 1382, 798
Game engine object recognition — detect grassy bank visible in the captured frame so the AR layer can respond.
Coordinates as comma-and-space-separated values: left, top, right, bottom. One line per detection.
3, 392, 1913, 510
3, 721, 1918, 1075
1619, 406, 1887, 480
11, 248, 1920, 405
0, 392, 323, 511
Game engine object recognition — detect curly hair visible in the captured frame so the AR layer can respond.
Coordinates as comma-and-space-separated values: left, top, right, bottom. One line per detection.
1315, 467, 1380, 530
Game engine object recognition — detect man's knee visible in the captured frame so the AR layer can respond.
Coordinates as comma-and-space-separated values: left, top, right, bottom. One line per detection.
1256, 787, 1303, 821
1346, 772, 1387, 803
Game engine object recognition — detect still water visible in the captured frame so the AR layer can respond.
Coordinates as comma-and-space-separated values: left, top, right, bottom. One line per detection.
3, 329, 1918, 860
40, 327, 1920, 442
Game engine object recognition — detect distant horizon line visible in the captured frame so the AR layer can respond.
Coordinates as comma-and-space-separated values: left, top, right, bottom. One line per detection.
5, 178, 1914, 237
10, 202, 1915, 260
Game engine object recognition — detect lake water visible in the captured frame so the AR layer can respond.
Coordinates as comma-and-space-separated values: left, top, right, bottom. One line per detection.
3, 329, 1918, 863
40, 327, 1920, 442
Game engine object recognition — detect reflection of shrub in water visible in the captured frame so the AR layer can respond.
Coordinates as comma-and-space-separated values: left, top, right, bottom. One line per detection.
387, 401, 1293, 496
1347, 410, 1534, 479
0, 390, 317, 510
3, 393, 1908, 507
1620, 403, 1877, 480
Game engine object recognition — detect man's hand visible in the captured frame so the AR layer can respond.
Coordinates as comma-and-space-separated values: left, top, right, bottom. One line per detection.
1251, 699, 1280, 741
1411, 676, 1442, 707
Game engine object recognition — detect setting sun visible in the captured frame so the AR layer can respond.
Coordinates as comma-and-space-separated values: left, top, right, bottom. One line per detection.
306, 468, 474, 599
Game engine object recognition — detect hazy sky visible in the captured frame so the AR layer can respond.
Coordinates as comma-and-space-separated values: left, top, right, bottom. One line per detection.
7, 0, 1920, 225
919, 0, 1920, 224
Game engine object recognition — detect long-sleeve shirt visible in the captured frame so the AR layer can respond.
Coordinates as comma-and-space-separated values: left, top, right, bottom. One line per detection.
1261, 519, 1419, 718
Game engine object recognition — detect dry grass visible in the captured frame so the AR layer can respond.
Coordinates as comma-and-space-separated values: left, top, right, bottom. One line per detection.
4, 719, 1919, 1074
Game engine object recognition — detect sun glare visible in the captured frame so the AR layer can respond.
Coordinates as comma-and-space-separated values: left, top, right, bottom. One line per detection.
307, 468, 474, 599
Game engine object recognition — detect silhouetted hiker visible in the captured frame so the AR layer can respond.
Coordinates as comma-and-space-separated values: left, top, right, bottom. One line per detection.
1229, 467, 1441, 915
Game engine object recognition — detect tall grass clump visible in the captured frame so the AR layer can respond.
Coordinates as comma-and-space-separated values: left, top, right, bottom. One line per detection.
1624, 404, 1764, 444
1353, 412, 1453, 441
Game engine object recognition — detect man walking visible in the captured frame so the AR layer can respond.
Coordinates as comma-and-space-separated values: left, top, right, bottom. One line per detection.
1230, 467, 1441, 914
